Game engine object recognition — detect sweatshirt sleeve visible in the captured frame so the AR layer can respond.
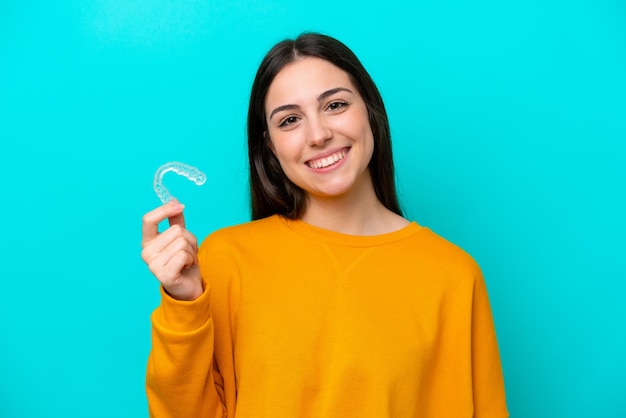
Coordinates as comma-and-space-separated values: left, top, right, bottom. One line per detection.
146, 280, 226, 418
471, 272, 509, 417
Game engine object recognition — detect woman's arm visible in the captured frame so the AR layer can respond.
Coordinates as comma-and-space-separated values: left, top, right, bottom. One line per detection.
141, 202, 226, 417
147, 285, 226, 418
471, 272, 509, 417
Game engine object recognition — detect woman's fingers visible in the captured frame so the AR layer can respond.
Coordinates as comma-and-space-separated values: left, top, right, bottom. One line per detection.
141, 200, 186, 247
147, 245, 196, 284
167, 208, 186, 229
141, 225, 198, 264
151, 235, 197, 269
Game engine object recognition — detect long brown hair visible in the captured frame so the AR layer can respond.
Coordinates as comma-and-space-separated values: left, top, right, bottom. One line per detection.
248, 33, 402, 220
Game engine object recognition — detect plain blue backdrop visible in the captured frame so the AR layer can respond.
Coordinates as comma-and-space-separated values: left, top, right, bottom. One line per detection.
1, 1, 625, 416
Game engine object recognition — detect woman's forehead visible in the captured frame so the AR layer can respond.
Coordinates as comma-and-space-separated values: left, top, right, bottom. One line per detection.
265, 57, 356, 105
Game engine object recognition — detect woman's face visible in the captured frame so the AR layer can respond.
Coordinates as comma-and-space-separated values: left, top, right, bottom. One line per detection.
264, 57, 375, 201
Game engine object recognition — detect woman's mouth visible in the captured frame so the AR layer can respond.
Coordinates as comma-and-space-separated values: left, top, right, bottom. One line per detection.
306, 148, 348, 169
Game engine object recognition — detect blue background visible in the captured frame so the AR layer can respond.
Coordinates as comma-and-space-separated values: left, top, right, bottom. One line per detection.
1, 1, 624, 416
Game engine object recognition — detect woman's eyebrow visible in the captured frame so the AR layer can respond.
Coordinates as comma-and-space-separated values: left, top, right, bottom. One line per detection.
268, 87, 354, 121
317, 87, 353, 101
269, 104, 299, 120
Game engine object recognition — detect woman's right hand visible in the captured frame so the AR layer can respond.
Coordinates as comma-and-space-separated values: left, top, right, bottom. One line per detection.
141, 200, 203, 301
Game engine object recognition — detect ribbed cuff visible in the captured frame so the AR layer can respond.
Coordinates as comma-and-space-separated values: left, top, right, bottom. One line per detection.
153, 281, 211, 333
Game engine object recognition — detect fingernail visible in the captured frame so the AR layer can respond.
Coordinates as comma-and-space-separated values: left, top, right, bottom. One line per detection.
170, 199, 184, 210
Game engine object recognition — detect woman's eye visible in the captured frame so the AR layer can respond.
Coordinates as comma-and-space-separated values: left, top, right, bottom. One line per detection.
327, 101, 348, 111
279, 115, 299, 127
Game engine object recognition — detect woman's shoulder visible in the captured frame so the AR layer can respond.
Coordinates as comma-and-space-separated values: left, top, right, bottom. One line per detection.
409, 226, 482, 275
197, 216, 284, 274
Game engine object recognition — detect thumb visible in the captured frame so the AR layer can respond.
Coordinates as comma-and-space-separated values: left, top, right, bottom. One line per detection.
167, 199, 186, 228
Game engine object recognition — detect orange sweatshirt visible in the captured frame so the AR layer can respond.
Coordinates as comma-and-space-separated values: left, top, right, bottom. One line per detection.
147, 215, 508, 417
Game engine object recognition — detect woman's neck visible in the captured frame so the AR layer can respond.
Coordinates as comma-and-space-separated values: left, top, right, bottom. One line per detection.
301, 181, 409, 236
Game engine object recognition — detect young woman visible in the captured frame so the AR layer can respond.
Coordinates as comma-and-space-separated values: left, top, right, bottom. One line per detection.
141, 33, 508, 417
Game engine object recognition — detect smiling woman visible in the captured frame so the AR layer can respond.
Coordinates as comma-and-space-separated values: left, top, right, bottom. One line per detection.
141, 33, 508, 418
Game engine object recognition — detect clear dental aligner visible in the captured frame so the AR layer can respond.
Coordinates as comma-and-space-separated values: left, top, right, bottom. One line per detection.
153, 161, 206, 204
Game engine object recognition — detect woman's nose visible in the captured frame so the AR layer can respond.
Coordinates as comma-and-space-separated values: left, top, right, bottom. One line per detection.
306, 116, 332, 146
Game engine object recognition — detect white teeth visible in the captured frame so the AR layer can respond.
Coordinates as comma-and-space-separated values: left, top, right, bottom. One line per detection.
307, 150, 347, 169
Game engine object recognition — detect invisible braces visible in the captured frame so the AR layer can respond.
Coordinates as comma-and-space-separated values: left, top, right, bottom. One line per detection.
153, 161, 206, 204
